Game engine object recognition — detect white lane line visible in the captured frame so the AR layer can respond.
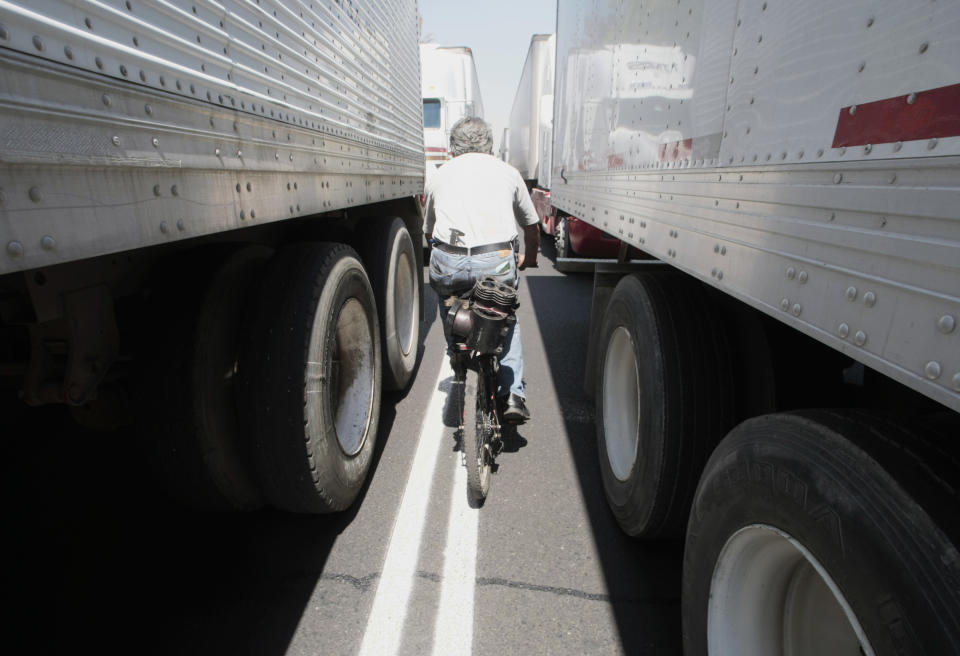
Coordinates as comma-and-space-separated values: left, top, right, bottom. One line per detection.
357, 357, 453, 656
431, 451, 479, 656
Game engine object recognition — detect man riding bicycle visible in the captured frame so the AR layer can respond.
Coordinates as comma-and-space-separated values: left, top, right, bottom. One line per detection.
424, 117, 540, 423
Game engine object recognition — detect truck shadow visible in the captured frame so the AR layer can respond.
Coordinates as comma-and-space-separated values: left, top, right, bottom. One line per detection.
539, 228, 561, 265
3, 358, 411, 655
523, 270, 684, 655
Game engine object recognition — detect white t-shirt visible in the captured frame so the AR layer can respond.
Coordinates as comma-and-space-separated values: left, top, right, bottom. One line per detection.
424, 153, 539, 248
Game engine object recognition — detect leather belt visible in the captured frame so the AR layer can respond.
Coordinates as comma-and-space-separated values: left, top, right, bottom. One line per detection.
433, 240, 515, 256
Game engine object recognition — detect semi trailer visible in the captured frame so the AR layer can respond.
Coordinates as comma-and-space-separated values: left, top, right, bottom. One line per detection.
0, 0, 425, 514
419, 42, 484, 170
549, 0, 960, 653
507, 33, 630, 264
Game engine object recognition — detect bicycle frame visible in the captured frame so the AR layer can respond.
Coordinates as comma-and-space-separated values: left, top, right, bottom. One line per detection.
442, 276, 519, 502
450, 350, 500, 500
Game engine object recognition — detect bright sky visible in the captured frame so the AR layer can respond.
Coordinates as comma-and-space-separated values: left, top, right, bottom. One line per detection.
419, 0, 557, 152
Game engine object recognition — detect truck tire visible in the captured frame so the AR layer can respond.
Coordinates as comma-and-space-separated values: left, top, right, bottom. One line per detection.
365, 217, 420, 390
683, 411, 960, 656
238, 242, 381, 513
595, 272, 733, 538
137, 245, 270, 511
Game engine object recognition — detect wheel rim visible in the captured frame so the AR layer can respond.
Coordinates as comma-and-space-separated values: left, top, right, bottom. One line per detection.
476, 409, 492, 492
328, 297, 375, 456
555, 218, 567, 254
463, 368, 491, 500
602, 326, 640, 481
708, 524, 874, 656
393, 249, 416, 357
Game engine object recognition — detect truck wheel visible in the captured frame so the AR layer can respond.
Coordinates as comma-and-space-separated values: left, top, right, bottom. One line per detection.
238, 243, 381, 513
555, 216, 573, 258
137, 245, 270, 511
595, 272, 733, 538
683, 411, 960, 656
366, 217, 420, 390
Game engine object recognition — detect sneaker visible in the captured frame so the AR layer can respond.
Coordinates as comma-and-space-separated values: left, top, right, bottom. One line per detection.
503, 394, 531, 424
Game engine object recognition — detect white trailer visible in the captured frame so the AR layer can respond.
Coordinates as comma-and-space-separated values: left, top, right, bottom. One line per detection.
552, 0, 960, 653
508, 33, 625, 263
507, 33, 555, 188
0, 0, 425, 514
419, 43, 483, 169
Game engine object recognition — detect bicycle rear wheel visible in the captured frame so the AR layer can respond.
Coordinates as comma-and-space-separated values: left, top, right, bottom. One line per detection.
464, 368, 493, 501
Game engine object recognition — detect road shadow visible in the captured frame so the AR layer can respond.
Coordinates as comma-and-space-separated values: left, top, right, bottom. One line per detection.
524, 271, 683, 655
2, 320, 421, 655
498, 423, 529, 452
539, 229, 561, 266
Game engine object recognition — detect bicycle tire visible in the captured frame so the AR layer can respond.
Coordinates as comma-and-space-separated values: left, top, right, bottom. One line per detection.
464, 368, 493, 501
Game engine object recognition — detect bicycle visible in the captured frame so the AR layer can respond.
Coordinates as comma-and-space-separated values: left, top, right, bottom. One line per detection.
443, 276, 520, 502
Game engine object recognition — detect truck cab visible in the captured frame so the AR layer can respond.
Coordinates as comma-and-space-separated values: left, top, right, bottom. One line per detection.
420, 44, 485, 170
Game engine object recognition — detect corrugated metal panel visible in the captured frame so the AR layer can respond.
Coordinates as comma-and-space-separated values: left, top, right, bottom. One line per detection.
0, 0, 424, 272
552, 0, 960, 412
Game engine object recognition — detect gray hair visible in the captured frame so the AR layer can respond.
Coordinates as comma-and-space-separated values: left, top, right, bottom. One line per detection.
449, 117, 493, 157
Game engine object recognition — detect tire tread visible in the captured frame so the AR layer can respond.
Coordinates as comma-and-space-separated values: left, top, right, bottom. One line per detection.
238, 242, 380, 513
596, 271, 735, 538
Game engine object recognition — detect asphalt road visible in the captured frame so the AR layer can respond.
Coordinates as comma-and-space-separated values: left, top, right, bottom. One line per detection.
4, 248, 682, 655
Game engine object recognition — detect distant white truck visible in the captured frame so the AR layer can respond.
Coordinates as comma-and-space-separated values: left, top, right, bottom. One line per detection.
551, 0, 960, 653
0, 0, 425, 514
419, 43, 484, 170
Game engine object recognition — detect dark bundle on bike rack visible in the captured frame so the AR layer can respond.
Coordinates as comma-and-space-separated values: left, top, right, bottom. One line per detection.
444, 276, 519, 355
445, 297, 474, 344
467, 277, 518, 355
472, 277, 519, 314
467, 305, 512, 354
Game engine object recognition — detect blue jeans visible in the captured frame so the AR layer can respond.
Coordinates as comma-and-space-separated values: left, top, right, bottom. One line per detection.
429, 246, 525, 399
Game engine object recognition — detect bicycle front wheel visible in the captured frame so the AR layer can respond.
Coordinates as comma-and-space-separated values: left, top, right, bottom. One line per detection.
464, 368, 493, 502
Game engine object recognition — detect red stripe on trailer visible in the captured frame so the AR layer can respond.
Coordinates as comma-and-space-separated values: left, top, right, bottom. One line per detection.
658, 138, 693, 162
832, 83, 960, 147
425, 147, 448, 153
